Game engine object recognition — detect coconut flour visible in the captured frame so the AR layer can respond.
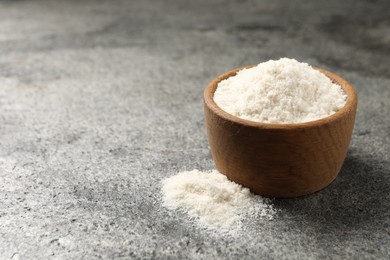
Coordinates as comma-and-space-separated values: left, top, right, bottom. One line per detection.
214, 58, 347, 124
161, 58, 347, 232
162, 170, 275, 232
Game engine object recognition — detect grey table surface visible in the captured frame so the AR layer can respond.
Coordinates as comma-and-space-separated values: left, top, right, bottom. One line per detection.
0, 0, 389, 259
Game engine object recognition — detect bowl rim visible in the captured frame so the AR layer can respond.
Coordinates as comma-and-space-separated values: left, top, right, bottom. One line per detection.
204, 65, 358, 129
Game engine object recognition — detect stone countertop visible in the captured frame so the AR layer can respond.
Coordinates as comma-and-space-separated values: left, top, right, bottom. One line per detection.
0, 0, 389, 259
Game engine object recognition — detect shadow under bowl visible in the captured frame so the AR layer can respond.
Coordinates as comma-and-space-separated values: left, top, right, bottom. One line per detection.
204, 66, 358, 198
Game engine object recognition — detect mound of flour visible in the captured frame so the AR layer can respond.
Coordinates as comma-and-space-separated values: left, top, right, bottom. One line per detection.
214, 58, 347, 124
161, 170, 275, 232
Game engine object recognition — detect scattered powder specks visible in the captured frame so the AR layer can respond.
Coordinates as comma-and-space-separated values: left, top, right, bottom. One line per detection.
161, 169, 275, 232
214, 58, 347, 124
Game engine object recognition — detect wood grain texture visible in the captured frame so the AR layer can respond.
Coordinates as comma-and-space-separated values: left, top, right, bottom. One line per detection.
204, 66, 358, 198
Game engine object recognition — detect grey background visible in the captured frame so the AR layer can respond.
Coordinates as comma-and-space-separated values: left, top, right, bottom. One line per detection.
0, 0, 389, 259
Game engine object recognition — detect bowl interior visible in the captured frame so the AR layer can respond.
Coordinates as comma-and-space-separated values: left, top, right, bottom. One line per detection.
204, 66, 358, 130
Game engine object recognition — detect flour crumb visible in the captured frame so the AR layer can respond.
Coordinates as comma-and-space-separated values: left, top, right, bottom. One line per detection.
214, 58, 347, 124
161, 169, 275, 233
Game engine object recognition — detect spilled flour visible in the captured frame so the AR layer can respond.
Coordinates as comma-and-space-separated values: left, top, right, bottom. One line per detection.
162, 170, 275, 232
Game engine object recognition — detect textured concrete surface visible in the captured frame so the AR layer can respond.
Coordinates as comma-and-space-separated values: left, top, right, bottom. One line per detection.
0, 0, 389, 259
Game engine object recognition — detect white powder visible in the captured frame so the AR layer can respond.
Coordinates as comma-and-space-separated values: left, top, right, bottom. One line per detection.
214, 58, 347, 124
161, 169, 275, 232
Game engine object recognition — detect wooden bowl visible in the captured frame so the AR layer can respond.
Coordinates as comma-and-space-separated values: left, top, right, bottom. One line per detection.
204, 66, 357, 198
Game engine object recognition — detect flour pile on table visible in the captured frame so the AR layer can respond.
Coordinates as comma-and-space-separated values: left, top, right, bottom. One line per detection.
161, 170, 276, 232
